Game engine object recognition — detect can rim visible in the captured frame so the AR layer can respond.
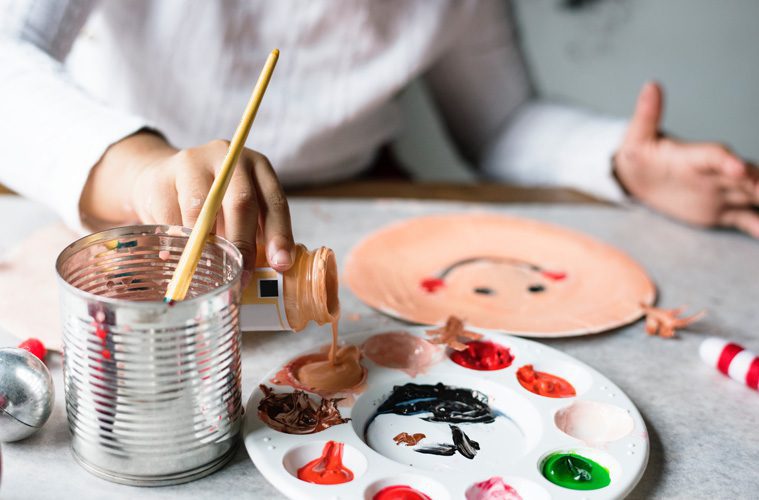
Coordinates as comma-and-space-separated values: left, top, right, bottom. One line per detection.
54, 224, 243, 309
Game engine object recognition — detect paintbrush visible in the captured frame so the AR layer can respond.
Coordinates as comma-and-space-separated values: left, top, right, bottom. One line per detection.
164, 49, 279, 302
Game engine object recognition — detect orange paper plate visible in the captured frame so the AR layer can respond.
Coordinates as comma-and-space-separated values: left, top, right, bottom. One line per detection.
344, 213, 656, 338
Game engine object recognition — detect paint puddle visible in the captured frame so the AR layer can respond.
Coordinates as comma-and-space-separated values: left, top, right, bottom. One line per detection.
373, 485, 432, 500
554, 400, 634, 445
257, 385, 348, 434
541, 452, 611, 490
283, 441, 367, 485
449, 340, 514, 371
362, 331, 443, 376
516, 364, 576, 398
465, 477, 523, 500
296, 441, 354, 485
358, 380, 540, 472
271, 344, 367, 397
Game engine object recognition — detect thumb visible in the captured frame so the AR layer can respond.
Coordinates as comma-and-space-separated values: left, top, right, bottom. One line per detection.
625, 81, 664, 143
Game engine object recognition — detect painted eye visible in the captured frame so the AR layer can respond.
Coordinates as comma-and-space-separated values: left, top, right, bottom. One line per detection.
527, 284, 545, 293
473, 287, 494, 295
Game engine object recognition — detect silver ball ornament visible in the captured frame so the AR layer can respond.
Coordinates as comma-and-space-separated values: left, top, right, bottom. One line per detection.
0, 348, 54, 442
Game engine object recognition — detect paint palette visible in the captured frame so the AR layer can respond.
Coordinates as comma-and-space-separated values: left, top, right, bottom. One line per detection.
243, 327, 648, 499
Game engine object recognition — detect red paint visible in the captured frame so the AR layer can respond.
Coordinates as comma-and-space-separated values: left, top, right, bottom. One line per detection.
95, 326, 108, 340
746, 357, 759, 390
420, 278, 445, 293
373, 485, 431, 500
18, 338, 46, 361
450, 340, 514, 371
717, 343, 743, 375
297, 441, 354, 485
541, 270, 567, 281
517, 364, 576, 398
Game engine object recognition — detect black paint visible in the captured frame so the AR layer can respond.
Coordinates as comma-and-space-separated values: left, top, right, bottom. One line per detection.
373, 383, 497, 424
473, 287, 493, 295
415, 424, 480, 459
528, 284, 545, 293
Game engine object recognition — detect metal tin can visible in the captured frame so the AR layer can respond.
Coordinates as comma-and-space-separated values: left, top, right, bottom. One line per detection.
56, 225, 243, 486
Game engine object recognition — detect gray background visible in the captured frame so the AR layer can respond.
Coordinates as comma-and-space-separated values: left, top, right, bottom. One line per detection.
396, 0, 759, 181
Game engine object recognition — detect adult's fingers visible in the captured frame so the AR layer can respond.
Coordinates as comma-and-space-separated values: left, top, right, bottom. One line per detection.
719, 208, 759, 238
249, 151, 294, 272
624, 81, 664, 143
221, 154, 259, 273
686, 142, 745, 178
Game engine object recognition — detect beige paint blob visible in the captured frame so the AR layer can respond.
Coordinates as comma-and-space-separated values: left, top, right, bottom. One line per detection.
554, 400, 634, 445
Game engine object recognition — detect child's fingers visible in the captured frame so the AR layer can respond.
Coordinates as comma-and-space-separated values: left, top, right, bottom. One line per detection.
175, 168, 214, 229
221, 155, 259, 272
249, 151, 294, 272
688, 142, 745, 177
718, 208, 759, 238
148, 184, 183, 226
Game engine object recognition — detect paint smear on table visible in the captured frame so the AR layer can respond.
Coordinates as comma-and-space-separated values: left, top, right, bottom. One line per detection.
450, 340, 514, 371
362, 331, 442, 376
516, 365, 576, 398
257, 385, 348, 434
466, 477, 523, 500
373, 485, 432, 500
344, 213, 655, 337
296, 441, 354, 485
541, 452, 610, 490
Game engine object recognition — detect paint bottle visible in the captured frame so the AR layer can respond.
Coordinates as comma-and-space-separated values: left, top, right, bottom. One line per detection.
240, 244, 339, 332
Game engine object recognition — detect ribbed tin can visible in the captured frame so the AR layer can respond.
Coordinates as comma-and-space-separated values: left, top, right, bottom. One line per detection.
56, 225, 243, 486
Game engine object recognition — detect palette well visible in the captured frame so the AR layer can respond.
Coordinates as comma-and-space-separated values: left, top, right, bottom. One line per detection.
343, 213, 656, 337
243, 327, 649, 499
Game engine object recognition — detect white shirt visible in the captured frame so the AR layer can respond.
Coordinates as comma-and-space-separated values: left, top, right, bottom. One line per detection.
0, 0, 627, 231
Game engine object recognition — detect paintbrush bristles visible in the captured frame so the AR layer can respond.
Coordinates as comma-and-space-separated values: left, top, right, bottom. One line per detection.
164, 49, 279, 302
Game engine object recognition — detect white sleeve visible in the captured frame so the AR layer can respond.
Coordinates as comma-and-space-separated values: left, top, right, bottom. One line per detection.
0, 0, 149, 232
425, 0, 628, 202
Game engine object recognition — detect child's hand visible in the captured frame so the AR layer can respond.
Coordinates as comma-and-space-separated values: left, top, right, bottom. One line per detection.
80, 131, 294, 274
615, 82, 759, 237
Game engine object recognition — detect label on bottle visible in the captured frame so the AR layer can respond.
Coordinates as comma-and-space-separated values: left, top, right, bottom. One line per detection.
240, 267, 291, 331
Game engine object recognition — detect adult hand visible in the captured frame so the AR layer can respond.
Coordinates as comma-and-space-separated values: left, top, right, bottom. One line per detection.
614, 82, 759, 237
80, 131, 295, 274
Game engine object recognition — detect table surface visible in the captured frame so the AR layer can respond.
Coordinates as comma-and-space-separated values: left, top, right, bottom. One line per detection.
1, 194, 758, 500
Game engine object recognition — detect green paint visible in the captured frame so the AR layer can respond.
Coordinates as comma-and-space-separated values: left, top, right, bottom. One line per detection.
542, 453, 610, 490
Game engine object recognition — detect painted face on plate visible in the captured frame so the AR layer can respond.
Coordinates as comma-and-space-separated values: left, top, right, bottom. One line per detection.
421, 257, 566, 300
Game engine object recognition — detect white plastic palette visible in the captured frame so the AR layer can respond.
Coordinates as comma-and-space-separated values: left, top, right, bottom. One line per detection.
243, 327, 649, 499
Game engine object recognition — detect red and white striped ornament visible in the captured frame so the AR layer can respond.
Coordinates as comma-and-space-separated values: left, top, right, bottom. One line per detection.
699, 337, 759, 391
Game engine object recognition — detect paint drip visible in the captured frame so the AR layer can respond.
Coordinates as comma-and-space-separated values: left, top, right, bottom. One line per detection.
393, 432, 426, 446
362, 331, 442, 376
373, 485, 432, 500
416, 424, 480, 459
257, 385, 348, 434
542, 453, 610, 490
272, 344, 366, 397
516, 365, 576, 398
296, 441, 354, 485
465, 477, 523, 500
370, 383, 497, 425
450, 340, 514, 371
